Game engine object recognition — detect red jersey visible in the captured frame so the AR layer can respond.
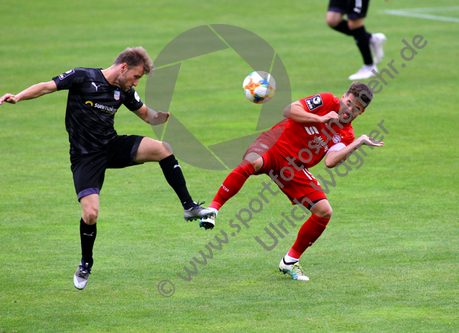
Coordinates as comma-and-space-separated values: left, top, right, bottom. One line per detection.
275, 93, 355, 168
244, 93, 355, 169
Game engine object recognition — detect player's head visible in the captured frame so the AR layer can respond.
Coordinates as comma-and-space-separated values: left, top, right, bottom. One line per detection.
339, 82, 373, 123
113, 47, 153, 91
345, 81, 373, 108
114, 47, 154, 74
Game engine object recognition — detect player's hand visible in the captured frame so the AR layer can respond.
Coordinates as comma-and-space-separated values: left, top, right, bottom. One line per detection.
0, 94, 18, 105
320, 111, 339, 123
151, 111, 170, 125
358, 134, 384, 147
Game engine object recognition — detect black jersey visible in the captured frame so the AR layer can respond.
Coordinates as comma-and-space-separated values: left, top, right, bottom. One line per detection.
53, 68, 144, 155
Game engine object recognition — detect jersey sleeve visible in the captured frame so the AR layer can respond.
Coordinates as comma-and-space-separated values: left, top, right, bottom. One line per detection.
52, 68, 86, 90
327, 142, 346, 153
124, 88, 144, 111
298, 92, 337, 115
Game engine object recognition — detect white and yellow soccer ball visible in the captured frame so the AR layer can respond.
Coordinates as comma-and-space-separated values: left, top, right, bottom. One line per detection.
242, 71, 276, 104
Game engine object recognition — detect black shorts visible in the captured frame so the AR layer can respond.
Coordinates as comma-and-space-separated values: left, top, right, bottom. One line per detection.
70, 135, 144, 201
328, 0, 370, 20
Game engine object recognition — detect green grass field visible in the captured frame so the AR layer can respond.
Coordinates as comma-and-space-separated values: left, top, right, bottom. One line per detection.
1, 0, 458, 332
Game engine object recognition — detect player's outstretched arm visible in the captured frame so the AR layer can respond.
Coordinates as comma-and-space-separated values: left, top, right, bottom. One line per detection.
283, 101, 339, 124
0, 81, 57, 105
133, 104, 170, 125
325, 135, 384, 168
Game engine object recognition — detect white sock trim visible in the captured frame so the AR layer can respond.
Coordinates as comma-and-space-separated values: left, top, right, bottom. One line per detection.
284, 254, 299, 263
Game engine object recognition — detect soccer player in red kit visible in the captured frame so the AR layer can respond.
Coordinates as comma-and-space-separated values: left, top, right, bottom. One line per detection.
200, 82, 384, 280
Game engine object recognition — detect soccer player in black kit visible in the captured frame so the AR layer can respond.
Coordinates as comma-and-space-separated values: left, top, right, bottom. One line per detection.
0, 47, 214, 290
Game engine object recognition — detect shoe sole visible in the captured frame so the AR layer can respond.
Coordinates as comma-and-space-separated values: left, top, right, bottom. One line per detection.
184, 215, 214, 222
184, 211, 215, 222
199, 220, 215, 230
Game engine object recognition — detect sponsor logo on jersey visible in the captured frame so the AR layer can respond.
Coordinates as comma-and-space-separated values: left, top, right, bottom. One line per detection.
134, 91, 140, 102
305, 94, 323, 111
313, 136, 329, 152
114, 90, 120, 101
58, 69, 75, 80
86, 100, 117, 114
304, 126, 319, 135
332, 135, 341, 144
94, 103, 117, 114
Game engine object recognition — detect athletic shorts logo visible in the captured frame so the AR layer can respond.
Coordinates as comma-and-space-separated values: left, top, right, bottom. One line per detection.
58, 69, 75, 80
305, 95, 323, 111
114, 90, 120, 101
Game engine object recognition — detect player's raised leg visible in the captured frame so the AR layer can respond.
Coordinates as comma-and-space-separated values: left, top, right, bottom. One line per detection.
134, 137, 214, 221
200, 156, 263, 230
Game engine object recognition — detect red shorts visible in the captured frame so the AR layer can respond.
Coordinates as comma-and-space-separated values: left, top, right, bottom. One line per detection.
242, 119, 287, 163
257, 145, 327, 206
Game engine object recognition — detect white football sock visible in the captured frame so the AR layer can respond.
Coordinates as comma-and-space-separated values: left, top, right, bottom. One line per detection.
283, 254, 299, 265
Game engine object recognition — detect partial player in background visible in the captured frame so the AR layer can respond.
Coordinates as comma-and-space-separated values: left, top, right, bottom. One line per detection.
326, 0, 388, 80
0, 47, 214, 290
200, 82, 384, 281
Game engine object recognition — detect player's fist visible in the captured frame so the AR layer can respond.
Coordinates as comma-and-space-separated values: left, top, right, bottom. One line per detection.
0, 94, 18, 105
320, 111, 339, 123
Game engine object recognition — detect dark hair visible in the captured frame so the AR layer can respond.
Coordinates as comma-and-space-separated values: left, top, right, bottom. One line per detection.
346, 81, 373, 108
114, 47, 154, 74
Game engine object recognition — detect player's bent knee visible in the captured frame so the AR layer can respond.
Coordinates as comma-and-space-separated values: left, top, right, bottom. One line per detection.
326, 12, 342, 28
162, 141, 173, 154
314, 209, 332, 219
83, 210, 98, 225
250, 157, 263, 172
326, 18, 338, 28
319, 207, 333, 219
135, 138, 172, 162
311, 200, 333, 219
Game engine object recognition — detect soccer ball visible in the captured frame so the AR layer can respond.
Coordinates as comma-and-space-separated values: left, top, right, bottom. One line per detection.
242, 71, 276, 104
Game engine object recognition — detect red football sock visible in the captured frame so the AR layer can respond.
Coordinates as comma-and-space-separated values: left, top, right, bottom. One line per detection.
288, 214, 330, 259
210, 163, 255, 210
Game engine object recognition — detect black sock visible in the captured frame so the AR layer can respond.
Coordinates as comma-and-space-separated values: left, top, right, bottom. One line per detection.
80, 218, 96, 265
159, 154, 194, 209
332, 19, 352, 36
351, 26, 373, 65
